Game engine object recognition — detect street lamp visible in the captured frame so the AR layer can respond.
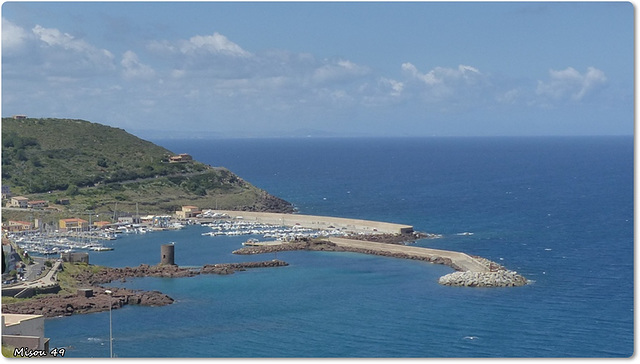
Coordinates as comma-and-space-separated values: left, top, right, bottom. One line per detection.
105, 290, 113, 358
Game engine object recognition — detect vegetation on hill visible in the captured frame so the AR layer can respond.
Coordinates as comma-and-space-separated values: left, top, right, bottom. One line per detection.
2, 118, 207, 193
1, 117, 293, 218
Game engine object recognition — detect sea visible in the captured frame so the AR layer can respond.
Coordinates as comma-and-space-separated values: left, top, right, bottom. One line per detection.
42, 136, 634, 358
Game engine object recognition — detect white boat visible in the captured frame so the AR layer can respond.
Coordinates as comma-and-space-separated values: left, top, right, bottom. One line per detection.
90, 246, 114, 251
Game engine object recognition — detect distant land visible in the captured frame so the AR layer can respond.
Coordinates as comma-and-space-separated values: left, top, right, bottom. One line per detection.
1, 117, 294, 222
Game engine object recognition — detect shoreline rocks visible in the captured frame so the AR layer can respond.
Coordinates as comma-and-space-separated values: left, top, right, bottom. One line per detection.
1, 287, 174, 318
1, 260, 289, 318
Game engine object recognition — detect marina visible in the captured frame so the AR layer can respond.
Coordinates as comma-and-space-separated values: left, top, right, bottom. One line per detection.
200, 219, 353, 241
7, 234, 114, 256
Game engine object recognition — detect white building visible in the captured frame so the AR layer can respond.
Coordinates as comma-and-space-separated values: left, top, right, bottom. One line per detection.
2, 314, 50, 352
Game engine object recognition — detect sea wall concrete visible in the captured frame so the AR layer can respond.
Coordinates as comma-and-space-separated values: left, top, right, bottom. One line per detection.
211, 210, 414, 235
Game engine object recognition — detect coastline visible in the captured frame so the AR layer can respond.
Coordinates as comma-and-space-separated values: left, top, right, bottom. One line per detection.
2, 213, 528, 319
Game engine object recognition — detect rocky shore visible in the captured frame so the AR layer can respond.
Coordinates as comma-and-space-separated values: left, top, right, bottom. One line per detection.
2, 260, 289, 318
1, 286, 174, 318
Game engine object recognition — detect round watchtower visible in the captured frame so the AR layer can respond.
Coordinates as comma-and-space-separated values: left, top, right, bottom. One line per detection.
160, 243, 175, 265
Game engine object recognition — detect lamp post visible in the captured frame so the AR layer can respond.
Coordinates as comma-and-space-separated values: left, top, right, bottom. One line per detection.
105, 290, 113, 358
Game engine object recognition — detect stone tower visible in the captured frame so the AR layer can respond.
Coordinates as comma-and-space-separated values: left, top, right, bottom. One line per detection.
160, 243, 175, 265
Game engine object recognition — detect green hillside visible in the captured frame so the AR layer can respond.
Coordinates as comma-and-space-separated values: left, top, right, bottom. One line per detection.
1, 117, 293, 217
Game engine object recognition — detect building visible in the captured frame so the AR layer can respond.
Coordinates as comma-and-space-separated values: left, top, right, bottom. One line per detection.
2, 314, 50, 352
169, 153, 193, 163
59, 218, 88, 232
60, 252, 89, 264
117, 216, 138, 224
3, 221, 33, 232
176, 205, 201, 219
11, 115, 27, 119
8, 196, 28, 209
2, 239, 21, 274
1, 185, 11, 199
93, 221, 111, 229
27, 200, 48, 209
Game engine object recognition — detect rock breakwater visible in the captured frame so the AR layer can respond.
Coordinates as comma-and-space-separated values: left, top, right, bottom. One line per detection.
235, 238, 528, 288
438, 270, 528, 287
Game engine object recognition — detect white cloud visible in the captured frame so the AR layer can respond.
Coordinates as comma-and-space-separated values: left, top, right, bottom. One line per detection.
380, 78, 404, 96
149, 32, 251, 58
400, 63, 489, 108
121, 51, 155, 80
536, 66, 607, 102
311, 59, 370, 84
2, 16, 623, 137
183, 33, 252, 57
402, 63, 482, 86
30, 24, 115, 74
2, 18, 30, 53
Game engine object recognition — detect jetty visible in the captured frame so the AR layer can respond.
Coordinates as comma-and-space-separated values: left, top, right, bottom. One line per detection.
233, 237, 528, 287
326, 237, 489, 272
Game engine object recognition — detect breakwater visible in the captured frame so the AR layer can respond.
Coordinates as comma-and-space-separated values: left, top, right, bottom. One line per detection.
234, 238, 528, 288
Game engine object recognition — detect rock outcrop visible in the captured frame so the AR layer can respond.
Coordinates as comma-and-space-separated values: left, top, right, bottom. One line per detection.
2, 260, 289, 318
2, 287, 173, 317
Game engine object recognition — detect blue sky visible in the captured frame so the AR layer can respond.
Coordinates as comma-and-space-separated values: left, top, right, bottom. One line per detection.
1, 1, 634, 138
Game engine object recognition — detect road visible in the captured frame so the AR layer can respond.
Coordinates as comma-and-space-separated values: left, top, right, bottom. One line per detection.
5, 259, 62, 292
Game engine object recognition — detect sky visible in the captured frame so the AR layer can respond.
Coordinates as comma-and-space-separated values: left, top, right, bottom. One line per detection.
1, 1, 634, 138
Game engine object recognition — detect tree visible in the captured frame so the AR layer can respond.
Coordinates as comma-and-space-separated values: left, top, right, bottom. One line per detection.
66, 184, 80, 196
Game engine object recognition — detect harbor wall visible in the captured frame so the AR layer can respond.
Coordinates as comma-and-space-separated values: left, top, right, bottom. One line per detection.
210, 210, 414, 235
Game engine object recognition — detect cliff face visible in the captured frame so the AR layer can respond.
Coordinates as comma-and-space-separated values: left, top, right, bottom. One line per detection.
1, 117, 294, 214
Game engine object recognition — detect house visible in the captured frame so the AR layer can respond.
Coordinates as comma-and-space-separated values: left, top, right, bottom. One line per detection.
3, 221, 33, 232
2, 314, 50, 353
27, 200, 48, 209
12, 115, 27, 119
59, 218, 89, 231
176, 205, 201, 219
8, 196, 29, 208
169, 153, 193, 163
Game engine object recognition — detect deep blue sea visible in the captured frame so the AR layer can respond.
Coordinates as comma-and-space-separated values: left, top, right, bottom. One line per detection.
44, 136, 633, 358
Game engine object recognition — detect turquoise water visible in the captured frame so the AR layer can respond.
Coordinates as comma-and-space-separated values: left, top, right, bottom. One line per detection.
44, 136, 633, 357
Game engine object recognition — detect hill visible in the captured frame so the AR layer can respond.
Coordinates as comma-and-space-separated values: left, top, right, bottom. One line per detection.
1, 117, 293, 218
